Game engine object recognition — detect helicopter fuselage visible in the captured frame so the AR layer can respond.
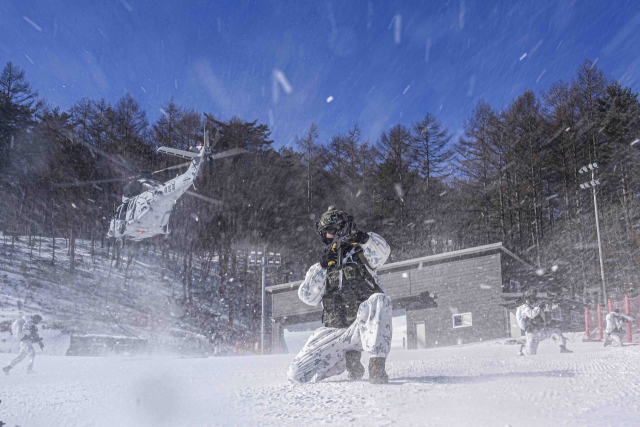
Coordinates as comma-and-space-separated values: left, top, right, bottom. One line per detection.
107, 145, 206, 241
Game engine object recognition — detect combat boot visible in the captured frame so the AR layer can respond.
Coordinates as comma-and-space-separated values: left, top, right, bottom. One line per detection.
368, 357, 389, 384
2, 366, 10, 375
560, 345, 573, 353
345, 350, 365, 381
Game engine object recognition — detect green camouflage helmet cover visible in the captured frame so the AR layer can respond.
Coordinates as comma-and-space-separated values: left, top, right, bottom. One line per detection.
316, 206, 352, 241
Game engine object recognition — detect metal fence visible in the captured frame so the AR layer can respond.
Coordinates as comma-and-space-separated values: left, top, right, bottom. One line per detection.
584, 295, 639, 343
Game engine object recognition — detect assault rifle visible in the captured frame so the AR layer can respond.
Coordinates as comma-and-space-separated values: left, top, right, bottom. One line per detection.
325, 222, 357, 270
324, 221, 372, 289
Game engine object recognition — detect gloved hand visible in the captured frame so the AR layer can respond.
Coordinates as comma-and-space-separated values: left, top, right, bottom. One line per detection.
349, 230, 369, 244
38, 342, 44, 350
320, 245, 338, 268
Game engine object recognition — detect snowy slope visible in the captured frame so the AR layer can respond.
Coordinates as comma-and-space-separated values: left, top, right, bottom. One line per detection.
1, 336, 638, 427
0, 237, 240, 356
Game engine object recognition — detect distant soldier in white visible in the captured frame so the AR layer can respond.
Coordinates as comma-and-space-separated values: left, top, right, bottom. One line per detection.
287, 207, 392, 384
516, 289, 572, 356
211, 330, 222, 356
3, 314, 44, 375
604, 309, 633, 347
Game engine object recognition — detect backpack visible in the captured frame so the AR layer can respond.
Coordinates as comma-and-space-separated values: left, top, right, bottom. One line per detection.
11, 317, 26, 340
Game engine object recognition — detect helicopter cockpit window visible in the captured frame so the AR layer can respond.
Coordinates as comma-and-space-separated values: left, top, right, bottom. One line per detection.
127, 198, 137, 220
118, 203, 129, 220
123, 180, 143, 199
141, 182, 155, 192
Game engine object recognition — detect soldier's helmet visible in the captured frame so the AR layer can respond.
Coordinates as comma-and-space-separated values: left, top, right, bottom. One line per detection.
32, 314, 42, 324
523, 288, 537, 304
316, 206, 352, 244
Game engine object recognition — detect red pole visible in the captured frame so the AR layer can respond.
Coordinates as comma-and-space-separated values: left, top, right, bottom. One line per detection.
584, 306, 590, 342
235, 340, 238, 355
608, 299, 612, 314
597, 304, 603, 341
626, 295, 632, 343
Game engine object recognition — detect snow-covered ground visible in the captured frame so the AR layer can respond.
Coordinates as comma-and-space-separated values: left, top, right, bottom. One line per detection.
1, 335, 638, 427
2, 237, 638, 426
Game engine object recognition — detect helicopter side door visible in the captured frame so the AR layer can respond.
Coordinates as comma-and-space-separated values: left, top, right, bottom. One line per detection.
135, 192, 154, 221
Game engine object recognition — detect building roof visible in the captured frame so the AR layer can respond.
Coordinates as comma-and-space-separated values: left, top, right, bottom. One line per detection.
266, 241, 532, 293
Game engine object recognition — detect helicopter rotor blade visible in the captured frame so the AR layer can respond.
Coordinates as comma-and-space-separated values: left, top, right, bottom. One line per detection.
53, 176, 135, 188
210, 128, 221, 149
208, 147, 247, 161
64, 131, 140, 175
185, 190, 223, 206
151, 161, 192, 175
44, 120, 141, 176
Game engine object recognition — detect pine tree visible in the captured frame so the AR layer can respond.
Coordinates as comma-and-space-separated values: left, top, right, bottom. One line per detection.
412, 113, 453, 188
0, 62, 41, 171
295, 123, 320, 214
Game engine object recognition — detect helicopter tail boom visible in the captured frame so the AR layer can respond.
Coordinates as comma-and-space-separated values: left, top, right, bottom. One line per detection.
157, 147, 198, 160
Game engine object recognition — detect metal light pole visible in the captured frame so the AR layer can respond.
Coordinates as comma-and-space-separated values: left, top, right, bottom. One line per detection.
261, 251, 266, 355
579, 163, 607, 307
248, 249, 281, 355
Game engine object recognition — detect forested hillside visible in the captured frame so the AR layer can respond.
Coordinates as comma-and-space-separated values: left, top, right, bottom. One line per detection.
1, 58, 639, 342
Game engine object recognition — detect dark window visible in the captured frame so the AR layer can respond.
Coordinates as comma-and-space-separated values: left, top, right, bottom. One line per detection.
118, 203, 128, 220
452, 313, 472, 328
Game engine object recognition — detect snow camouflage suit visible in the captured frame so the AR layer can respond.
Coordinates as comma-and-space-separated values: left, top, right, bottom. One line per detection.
605, 312, 625, 347
288, 232, 392, 383
7, 316, 41, 371
516, 303, 566, 355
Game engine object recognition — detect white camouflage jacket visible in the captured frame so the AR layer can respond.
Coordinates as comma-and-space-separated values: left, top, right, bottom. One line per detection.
298, 232, 391, 306
605, 312, 624, 334
515, 303, 543, 330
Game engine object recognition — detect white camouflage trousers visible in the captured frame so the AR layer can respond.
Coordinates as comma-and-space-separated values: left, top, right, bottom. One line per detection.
524, 328, 566, 355
288, 293, 392, 384
604, 332, 623, 347
9, 341, 36, 370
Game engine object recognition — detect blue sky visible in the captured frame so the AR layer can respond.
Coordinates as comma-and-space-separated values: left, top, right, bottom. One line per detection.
1, 0, 639, 149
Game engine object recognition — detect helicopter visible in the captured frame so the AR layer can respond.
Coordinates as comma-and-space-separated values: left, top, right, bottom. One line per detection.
56, 128, 245, 241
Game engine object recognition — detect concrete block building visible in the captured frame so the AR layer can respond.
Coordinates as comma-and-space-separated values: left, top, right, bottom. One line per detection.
267, 242, 541, 351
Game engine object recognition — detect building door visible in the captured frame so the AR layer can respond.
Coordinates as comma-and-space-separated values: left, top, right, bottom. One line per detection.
416, 322, 426, 349
509, 311, 523, 338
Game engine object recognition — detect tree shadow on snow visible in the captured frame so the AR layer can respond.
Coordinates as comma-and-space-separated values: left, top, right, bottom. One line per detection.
392, 369, 575, 385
